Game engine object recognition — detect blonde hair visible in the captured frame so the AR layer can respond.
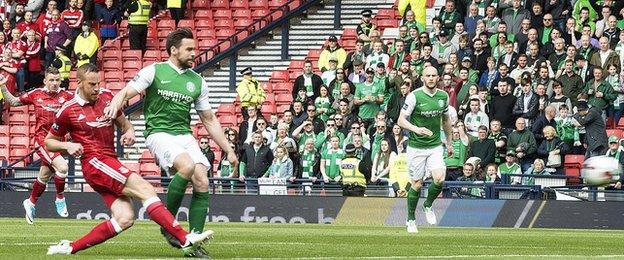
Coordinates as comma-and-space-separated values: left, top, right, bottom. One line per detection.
542, 125, 557, 137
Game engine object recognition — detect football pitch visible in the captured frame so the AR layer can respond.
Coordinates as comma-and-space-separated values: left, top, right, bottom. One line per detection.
0, 218, 623, 259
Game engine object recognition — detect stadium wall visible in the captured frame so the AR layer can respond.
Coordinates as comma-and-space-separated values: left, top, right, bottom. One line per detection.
2, 192, 624, 229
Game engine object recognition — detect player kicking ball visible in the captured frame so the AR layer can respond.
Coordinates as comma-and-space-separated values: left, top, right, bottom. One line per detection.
0, 67, 74, 224
45, 64, 212, 256
104, 28, 237, 258
397, 66, 453, 233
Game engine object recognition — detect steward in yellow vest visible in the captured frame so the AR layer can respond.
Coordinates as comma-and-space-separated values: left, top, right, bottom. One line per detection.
340, 144, 370, 196
236, 67, 266, 118
126, 0, 151, 51
52, 45, 72, 89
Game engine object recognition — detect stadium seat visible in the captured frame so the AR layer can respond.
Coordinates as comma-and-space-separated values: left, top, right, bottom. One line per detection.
211, 0, 229, 9
250, 0, 269, 9
234, 19, 254, 30
121, 39, 130, 50
341, 28, 358, 40
9, 125, 29, 137
263, 93, 275, 105
124, 162, 140, 174
219, 115, 238, 127
261, 104, 277, 116
277, 104, 290, 114
103, 60, 122, 72
275, 94, 293, 106
191, 0, 210, 9
216, 104, 236, 117
123, 61, 142, 74
273, 82, 292, 94
177, 19, 195, 30
122, 50, 142, 62
103, 50, 122, 61
606, 129, 623, 138
0, 125, 8, 137
233, 9, 252, 19
262, 82, 273, 92
143, 50, 161, 63
10, 136, 30, 149
216, 29, 235, 40
8, 113, 28, 126
9, 106, 28, 114
138, 150, 155, 164
194, 9, 212, 19
564, 154, 584, 184
0, 147, 8, 161
140, 163, 161, 176
251, 9, 271, 21
9, 148, 29, 162
215, 19, 234, 30
376, 19, 398, 30
104, 71, 124, 83
289, 71, 303, 81
376, 9, 398, 19
306, 49, 321, 61
230, 0, 249, 9
270, 70, 289, 83
0, 136, 9, 148
288, 60, 305, 70
106, 82, 125, 92
213, 9, 232, 19
157, 19, 176, 31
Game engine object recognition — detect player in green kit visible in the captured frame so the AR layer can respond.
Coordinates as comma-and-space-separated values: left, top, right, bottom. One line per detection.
397, 66, 453, 233
104, 28, 238, 258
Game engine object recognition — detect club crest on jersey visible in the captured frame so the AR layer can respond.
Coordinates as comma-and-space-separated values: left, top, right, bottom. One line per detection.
52, 123, 59, 130
58, 97, 65, 103
85, 116, 112, 128
438, 100, 445, 108
186, 82, 195, 92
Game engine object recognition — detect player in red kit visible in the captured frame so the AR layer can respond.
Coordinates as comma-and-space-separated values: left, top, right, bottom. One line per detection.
0, 67, 73, 224
45, 64, 213, 256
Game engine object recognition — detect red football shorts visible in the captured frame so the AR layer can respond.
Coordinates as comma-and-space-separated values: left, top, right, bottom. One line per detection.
36, 140, 62, 168
82, 156, 135, 208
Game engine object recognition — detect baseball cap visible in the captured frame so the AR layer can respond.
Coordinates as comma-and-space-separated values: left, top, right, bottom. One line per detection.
577, 101, 589, 111
609, 135, 619, 143
462, 56, 472, 62
352, 59, 364, 67
506, 150, 516, 156
376, 62, 385, 68
365, 67, 375, 74
345, 143, 356, 153
328, 35, 338, 42
438, 30, 449, 37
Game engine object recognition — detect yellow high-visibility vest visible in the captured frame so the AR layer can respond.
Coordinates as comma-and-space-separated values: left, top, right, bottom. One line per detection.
59, 55, 71, 79
129, 0, 151, 25
340, 157, 366, 187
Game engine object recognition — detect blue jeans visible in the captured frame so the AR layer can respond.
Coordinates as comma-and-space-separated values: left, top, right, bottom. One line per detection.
15, 67, 25, 93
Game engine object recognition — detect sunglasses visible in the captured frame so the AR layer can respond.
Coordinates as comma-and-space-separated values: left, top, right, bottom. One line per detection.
228, 133, 235, 136
352, 126, 360, 129
327, 124, 335, 127
308, 109, 316, 112
377, 125, 386, 128
335, 117, 343, 120
200, 142, 208, 144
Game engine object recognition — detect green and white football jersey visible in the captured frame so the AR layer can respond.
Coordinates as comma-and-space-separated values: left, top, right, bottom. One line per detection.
128, 61, 212, 137
401, 88, 450, 149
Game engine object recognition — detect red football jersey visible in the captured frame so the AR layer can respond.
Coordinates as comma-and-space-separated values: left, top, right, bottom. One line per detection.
19, 88, 74, 143
60, 9, 84, 28
50, 89, 122, 159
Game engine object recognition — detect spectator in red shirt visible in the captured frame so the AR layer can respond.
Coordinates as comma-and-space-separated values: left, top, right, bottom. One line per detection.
7, 28, 27, 92
61, 0, 84, 49
25, 29, 42, 89
0, 48, 21, 94
17, 11, 42, 40
36, 1, 58, 31
3, 19, 11, 40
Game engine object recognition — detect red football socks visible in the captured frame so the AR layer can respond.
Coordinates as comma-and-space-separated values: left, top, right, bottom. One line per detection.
147, 201, 188, 245
53, 175, 66, 199
29, 178, 47, 204
70, 220, 119, 254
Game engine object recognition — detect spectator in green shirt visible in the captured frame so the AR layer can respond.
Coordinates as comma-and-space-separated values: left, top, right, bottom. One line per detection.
354, 67, 384, 125
320, 135, 346, 183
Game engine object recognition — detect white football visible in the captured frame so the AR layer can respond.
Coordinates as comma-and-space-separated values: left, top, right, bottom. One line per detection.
581, 155, 621, 186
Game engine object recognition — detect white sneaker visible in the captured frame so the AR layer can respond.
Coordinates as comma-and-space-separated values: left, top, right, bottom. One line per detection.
181, 230, 214, 254
423, 206, 437, 225
47, 240, 72, 255
55, 197, 69, 217
23, 199, 35, 225
406, 220, 418, 233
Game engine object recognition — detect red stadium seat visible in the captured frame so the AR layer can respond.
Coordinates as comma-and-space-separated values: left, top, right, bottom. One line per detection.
194, 9, 212, 19
0, 136, 9, 148
341, 28, 358, 40
289, 71, 302, 81
9, 148, 29, 162
9, 106, 28, 114
234, 19, 254, 30
9, 125, 29, 137
251, 9, 271, 21
211, 0, 229, 9
269, 0, 288, 10
143, 50, 161, 63
214, 19, 234, 30
233, 9, 252, 19
261, 104, 277, 115
140, 163, 161, 186
250, 0, 269, 9
277, 104, 290, 114
606, 129, 623, 138
122, 50, 142, 62
288, 60, 305, 70
216, 29, 235, 40
138, 150, 155, 164
124, 162, 140, 174
0, 147, 8, 161
306, 49, 321, 61
0, 125, 8, 137
564, 154, 584, 184
231, 0, 249, 9
10, 136, 30, 149
157, 19, 176, 31
376, 19, 398, 30
275, 94, 293, 105
123, 60, 142, 73
273, 82, 292, 94
103, 50, 122, 61
191, 0, 210, 9
376, 9, 398, 19
104, 71, 124, 83
270, 70, 289, 83
288, 0, 301, 10
196, 29, 216, 39
8, 113, 28, 126
216, 104, 236, 117
262, 82, 273, 92
219, 115, 238, 127
263, 93, 275, 105
177, 19, 195, 30
103, 60, 122, 72
213, 9, 232, 19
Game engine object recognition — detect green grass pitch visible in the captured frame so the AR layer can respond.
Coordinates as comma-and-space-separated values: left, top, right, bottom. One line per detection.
0, 218, 623, 259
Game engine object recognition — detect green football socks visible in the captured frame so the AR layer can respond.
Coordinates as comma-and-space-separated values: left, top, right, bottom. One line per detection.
407, 187, 420, 221
424, 181, 443, 208
188, 191, 210, 233
165, 173, 189, 216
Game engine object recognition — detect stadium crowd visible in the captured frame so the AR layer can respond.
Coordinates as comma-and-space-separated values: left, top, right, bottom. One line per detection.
228, 0, 624, 191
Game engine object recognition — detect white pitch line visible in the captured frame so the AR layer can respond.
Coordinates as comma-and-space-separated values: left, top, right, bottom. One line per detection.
232, 255, 624, 260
